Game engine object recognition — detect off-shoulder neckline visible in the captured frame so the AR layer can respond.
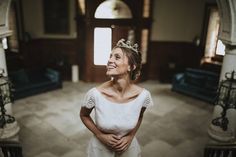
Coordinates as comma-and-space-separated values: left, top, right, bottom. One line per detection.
93, 87, 146, 105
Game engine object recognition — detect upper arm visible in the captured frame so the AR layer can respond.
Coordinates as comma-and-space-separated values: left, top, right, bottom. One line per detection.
82, 88, 96, 109
139, 107, 146, 119
80, 106, 93, 117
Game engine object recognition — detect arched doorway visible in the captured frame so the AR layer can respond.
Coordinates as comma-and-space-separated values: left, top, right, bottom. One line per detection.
77, 0, 153, 82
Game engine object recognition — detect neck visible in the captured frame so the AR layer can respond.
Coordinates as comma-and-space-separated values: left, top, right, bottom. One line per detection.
110, 75, 132, 95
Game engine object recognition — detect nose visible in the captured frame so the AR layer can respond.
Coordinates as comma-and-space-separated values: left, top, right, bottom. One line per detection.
108, 56, 114, 63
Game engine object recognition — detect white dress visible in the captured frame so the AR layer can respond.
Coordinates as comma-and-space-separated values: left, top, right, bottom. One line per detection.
82, 88, 153, 157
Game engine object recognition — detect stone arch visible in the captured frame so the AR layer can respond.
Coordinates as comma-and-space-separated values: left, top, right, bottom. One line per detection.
217, 0, 236, 45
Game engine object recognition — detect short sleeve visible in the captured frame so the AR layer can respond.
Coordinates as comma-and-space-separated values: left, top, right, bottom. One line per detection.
143, 91, 154, 108
82, 88, 96, 109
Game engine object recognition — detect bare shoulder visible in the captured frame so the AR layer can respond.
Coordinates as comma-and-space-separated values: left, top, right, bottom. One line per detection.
131, 84, 144, 93
96, 81, 114, 96
128, 84, 144, 97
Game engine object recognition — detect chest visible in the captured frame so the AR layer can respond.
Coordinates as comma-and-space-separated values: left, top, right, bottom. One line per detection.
94, 95, 144, 133
101, 92, 140, 104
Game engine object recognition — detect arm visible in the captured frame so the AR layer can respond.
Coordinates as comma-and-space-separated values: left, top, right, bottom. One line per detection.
114, 107, 146, 152
80, 107, 120, 149
80, 107, 101, 136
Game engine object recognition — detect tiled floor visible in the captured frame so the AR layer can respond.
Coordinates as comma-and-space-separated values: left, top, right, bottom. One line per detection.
12, 81, 213, 157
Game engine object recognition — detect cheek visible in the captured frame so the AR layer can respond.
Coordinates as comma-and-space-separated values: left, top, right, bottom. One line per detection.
119, 64, 129, 73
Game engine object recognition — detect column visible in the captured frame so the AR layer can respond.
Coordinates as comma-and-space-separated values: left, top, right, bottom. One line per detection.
0, 43, 8, 76
0, 41, 20, 140
208, 45, 236, 142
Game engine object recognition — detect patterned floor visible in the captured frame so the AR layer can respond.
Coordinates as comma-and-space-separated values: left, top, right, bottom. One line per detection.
12, 80, 213, 157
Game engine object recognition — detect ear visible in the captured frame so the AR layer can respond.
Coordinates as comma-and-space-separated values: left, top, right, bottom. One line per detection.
128, 65, 136, 72
128, 65, 131, 72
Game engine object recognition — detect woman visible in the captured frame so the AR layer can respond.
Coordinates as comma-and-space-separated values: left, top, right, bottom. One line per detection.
80, 39, 153, 157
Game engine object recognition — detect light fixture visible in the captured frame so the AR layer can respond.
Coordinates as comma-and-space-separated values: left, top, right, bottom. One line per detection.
0, 69, 15, 128
212, 71, 236, 131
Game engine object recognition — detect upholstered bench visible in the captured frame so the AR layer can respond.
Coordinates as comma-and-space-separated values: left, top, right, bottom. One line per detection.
172, 68, 220, 103
9, 68, 62, 100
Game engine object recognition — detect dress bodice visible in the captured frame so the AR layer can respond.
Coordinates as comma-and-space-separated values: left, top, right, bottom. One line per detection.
82, 87, 153, 137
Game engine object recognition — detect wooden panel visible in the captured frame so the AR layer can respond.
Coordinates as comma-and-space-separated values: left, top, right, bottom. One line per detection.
20, 39, 79, 80
147, 41, 202, 82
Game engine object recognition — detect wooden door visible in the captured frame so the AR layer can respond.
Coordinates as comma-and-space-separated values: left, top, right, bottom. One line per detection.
112, 26, 133, 47
83, 26, 134, 82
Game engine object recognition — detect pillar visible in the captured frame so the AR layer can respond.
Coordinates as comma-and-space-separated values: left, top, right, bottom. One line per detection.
208, 45, 236, 142
0, 40, 20, 140
0, 0, 20, 140
207, 0, 236, 144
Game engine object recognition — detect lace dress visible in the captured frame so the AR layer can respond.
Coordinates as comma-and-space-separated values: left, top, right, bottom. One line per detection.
82, 88, 153, 157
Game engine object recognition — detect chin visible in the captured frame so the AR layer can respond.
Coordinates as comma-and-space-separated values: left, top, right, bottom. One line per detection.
106, 72, 116, 78
106, 71, 112, 77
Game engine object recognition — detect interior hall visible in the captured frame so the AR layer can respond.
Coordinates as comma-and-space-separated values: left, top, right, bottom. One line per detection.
0, 0, 236, 157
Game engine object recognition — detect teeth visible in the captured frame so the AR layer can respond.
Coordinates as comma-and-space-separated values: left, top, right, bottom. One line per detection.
107, 65, 116, 69
107, 67, 116, 69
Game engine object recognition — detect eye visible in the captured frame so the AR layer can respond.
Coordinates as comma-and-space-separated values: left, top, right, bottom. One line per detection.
115, 54, 121, 60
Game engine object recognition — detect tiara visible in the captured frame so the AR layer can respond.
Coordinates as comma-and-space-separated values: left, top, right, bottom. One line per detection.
116, 39, 139, 53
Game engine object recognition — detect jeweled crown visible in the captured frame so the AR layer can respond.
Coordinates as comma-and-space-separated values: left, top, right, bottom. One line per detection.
116, 39, 139, 53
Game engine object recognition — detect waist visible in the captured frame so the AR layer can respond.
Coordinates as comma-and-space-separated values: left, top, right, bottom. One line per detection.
98, 127, 130, 137
90, 135, 139, 149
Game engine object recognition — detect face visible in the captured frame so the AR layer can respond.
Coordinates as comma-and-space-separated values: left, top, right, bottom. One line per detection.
106, 48, 131, 78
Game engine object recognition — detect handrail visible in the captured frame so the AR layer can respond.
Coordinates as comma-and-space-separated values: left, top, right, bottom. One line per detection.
0, 140, 23, 157
204, 143, 236, 157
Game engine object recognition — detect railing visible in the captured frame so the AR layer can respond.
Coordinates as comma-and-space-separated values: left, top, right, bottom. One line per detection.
204, 143, 236, 157
0, 140, 23, 157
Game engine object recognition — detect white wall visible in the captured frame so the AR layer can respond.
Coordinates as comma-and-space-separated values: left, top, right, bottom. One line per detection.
151, 0, 206, 42
21, 0, 212, 41
22, 0, 77, 39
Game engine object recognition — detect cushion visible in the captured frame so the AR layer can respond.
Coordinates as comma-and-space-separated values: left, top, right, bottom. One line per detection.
9, 69, 29, 85
205, 77, 219, 90
185, 72, 206, 87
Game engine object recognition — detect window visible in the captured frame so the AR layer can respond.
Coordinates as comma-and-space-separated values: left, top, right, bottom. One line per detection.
77, 0, 85, 15
93, 0, 133, 65
143, 0, 150, 18
94, 0, 132, 19
94, 28, 112, 65
204, 6, 225, 58
7, 3, 19, 52
2, 2, 19, 52
141, 29, 149, 64
216, 39, 225, 56
43, 0, 69, 34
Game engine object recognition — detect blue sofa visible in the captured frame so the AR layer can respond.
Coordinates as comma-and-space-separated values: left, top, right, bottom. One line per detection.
172, 68, 220, 103
9, 68, 62, 100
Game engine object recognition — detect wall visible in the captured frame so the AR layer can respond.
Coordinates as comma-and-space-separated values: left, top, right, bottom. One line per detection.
151, 0, 206, 42
148, 0, 209, 81
21, 0, 209, 41
18, 0, 79, 80
19, 0, 215, 81
21, 0, 77, 39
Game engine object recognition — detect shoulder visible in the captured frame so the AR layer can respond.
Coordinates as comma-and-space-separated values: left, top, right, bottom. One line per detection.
83, 88, 97, 108
129, 84, 144, 96
96, 81, 114, 96
141, 89, 153, 108
131, 84, 143, 92
86, 87, 97, 95
96, 81, 110, 91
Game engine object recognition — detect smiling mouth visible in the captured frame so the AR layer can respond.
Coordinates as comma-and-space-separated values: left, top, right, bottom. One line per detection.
107, 65, 116, 70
